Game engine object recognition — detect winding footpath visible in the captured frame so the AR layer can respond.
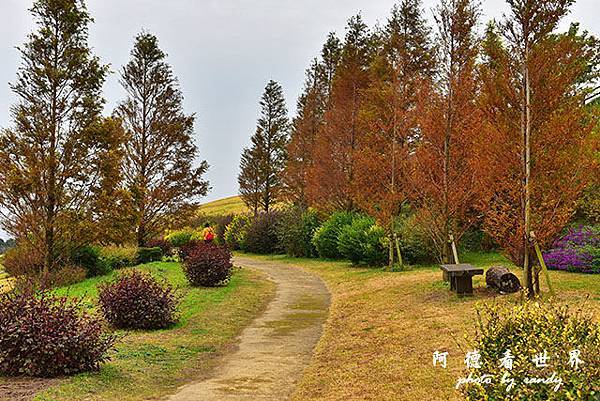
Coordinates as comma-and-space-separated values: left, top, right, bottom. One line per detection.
167, 256, 330, 401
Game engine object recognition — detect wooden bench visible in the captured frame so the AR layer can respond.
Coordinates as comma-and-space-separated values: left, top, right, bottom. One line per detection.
440, 264, 484, 295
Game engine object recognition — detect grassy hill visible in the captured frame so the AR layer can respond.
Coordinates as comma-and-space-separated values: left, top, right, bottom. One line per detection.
0, 254, 13, 293
198, 195, 248, 216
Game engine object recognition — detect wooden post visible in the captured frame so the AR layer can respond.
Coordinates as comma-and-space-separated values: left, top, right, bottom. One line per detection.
388, 236, 394, 271
530, 231, 555, 297
450, 235, 459, 265
395, 234, 403, 269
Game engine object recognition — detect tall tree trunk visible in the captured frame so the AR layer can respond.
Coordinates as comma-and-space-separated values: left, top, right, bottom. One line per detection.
137, 222, 146, 247
442, 80, 454, 264
45, 26, 59, 280
388, 235, 395, 270
523, 45, 534, 297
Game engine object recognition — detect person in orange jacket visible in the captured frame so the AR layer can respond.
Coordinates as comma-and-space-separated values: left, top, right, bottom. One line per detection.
201, 223, 215, 243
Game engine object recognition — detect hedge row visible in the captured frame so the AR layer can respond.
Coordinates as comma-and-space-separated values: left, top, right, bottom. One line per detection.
223, 208, 390, 266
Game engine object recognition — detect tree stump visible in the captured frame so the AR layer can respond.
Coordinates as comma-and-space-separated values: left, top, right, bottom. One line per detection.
486, 266, 521, 294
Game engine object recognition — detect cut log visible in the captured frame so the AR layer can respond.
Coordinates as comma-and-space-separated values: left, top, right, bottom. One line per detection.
486, 266, 521, 294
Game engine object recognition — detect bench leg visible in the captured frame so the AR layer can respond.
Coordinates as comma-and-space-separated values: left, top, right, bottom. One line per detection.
443, 271, 449, 282
450, 275, 457, 291
455, 276, 474, 295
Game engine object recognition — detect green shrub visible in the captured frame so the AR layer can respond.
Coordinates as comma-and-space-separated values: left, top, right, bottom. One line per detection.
164, 228, 200, 247
189, 230, 204, 242
224, 214, 251, 250
363, 225, 388, 266
145, 238, 173, 256
136, 247, 163, 264
99, 246, 138, 270
458, 228, 497, 253
277, 207, 321, 258
214, 215, 234, 245
577, 183, 600, 224
71, 245, 111, 277
337, 216, 387, 266
394, 214, 437, 264
312, 211, 356, 259
462, 302, 600, 400
243, 212, 281, 254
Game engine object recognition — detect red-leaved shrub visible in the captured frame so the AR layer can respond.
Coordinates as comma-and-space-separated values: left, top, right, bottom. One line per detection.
145, 238, 173, 256
0, 291, 115, 377
98, 270, 179, 330
183, 243, 233, 287
179, 240, 203, 261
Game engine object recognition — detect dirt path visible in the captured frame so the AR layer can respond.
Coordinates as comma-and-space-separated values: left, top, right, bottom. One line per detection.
167, 256, 330, 401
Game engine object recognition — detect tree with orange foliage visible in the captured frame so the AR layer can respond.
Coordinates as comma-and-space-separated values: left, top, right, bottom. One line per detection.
307, 15, 373, 212
283, 34, 341, 206
478, 10, 599, 296
410, 0, 482, 263
353, 0, 434, 269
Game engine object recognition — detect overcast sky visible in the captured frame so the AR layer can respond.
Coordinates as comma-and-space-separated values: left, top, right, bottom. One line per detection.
0, 0, 598, 238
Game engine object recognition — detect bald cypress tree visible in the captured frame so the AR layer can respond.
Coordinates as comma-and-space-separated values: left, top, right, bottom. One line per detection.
321, 32, 343, 96
283, 33, 342, 206
238, 147, 262, 215
116, 33, 209, 246
238, 80, 290, 213
307, 15, 374, 211
0, 0, 114, 277
354, 0, 435, 269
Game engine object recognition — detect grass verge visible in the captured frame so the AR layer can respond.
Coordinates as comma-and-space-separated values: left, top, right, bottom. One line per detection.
28, 261, 275, 401
237, 252, 600, 401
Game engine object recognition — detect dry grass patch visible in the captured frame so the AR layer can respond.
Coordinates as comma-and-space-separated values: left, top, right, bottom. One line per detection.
240, 253, 600, 401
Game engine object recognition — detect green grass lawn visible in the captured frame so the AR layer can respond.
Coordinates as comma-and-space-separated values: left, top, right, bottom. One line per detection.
198, 195, 248, 216
235, 251, 600, 401
30, 261, 275, 401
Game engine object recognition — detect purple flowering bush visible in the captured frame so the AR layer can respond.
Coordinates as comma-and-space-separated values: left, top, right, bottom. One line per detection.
544, 226, 600, 274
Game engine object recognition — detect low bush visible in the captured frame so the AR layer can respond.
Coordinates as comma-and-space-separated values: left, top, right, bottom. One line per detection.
99, 246, 138, 270
337, 216, 387, 266
136, 247, 163, 264
51, 265, 88, 287
2, 242, 44, 279
312, 211, 356, 259
0, 291, 115, 377
183, 243, 233, 287
462, 302, 600, 400
459, 228, 497, 253
71, 245, 111, 277
179, 240, 203, 261
224, 214, 251, 250
243, 212, 281, 254
577, 183, 600, 224
98, 270, 179, 330
164, 228, 200, 248
214, 214, 234, 245
394, 214, 437, 264
4, 244, 87, 290
145, 238, 173, 256
277, 207, 321, 258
